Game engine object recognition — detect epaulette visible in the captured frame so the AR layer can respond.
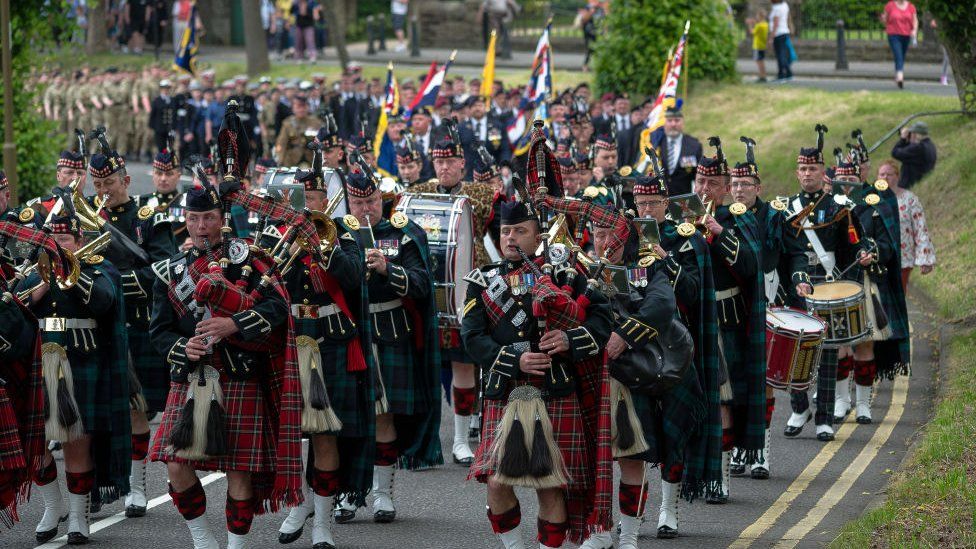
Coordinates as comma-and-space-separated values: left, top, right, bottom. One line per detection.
401, 234, 412, 245
464, 267, 488, 288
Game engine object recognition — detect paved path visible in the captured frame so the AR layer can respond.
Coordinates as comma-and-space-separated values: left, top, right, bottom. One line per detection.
4, 292, 937, 548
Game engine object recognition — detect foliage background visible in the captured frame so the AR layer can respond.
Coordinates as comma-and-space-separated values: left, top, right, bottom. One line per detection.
1, 0, 63, 204
592, 0, 737, 96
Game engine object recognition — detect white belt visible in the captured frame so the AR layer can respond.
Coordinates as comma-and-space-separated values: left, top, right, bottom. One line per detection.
369, 299, 403, 314
290, 303, 341, 319
715, 287, 741, 301
39, 318, 97, 332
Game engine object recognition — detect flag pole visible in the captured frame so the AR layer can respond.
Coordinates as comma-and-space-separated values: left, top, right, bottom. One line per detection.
681, 20, 690, 100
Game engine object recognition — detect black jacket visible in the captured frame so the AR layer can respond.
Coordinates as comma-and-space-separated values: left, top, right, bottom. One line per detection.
649, 130, 703, 197
891, 137, 936, 189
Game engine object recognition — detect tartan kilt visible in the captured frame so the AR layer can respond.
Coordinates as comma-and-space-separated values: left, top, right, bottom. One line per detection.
468, 382, 591, 491
42, 334, 105, 432
129, 328, 169, 412
375, 339, 420, 416
150, 378, 275, 473
0, 386, 26, 473
626, 363, 704, 470
720, 327, 765, 450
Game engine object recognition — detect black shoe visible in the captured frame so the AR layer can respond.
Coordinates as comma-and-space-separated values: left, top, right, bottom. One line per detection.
856, 415, 872, 425
124, 504, 146, 518
36, 523, 63, 544
312, 543, 336, 549
750, 466, 769, 480
373, 509, 396, 523
657, 525, 678, 539
278, 526, 304, 544
784, 410, 812, 437
333, 508, 356, 524
817, 430, 835, 442
730, 461, 746, 476
67, 531, 89, 545
705, 493, 728, 505
452, 454, 474, 465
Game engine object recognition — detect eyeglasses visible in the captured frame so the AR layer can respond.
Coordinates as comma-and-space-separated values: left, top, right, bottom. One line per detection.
635, 200, 667, 208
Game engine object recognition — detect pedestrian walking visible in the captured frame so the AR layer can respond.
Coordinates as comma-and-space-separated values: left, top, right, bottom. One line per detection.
747, 9, 769, 83
577, 0, 607, 72
768, 0, 793, 81
291, 0, 321, 63
880, 0, 918, 89
391, 0, 409, 52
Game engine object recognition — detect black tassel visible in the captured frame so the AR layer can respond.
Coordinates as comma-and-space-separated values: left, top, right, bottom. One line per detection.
169, 394, 195, 450
204, 397, 227, 456
529, 417, 554, 478
308, 365, 328, 411
497, 417, 531, 478
43, 382, 51, 421
56, 369, 79, 428
615, 400, 636, 451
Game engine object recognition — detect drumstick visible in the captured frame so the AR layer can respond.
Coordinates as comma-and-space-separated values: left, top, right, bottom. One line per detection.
767, 309, 786, 324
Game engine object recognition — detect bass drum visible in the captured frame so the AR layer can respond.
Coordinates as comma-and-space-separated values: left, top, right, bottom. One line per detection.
395, 193, 474, 328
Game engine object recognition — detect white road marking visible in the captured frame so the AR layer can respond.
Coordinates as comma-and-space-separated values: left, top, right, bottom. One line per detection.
34, 472, 225, 549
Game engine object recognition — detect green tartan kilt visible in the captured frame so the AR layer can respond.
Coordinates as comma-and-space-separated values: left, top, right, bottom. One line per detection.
310, 334, 372, 439
627, 364, 704, 475
375, 338, 420, 416
40, 332, 107, 432
129, 328, 169, 412
720, 327, 764, 449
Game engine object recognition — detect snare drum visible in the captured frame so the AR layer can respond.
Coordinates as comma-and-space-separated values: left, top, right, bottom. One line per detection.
395, 193, 474, 328
806, 281, 870, 348
765, 307, 826, 391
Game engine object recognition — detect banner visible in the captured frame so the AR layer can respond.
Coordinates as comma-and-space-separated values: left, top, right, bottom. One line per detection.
506, 24, 552, 155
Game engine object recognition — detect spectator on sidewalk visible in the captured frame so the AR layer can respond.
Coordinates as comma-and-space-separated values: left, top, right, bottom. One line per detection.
768, 0, 792, 81
878, 160, 935, 289
291, 0, 320, 62
881, 0, 918, 89
746, 9, 769, 83
171, 0, 194, 53
481, 0, 519, 60
578, 0, 607, 72
391, 0, 409, 52
891, 121, 936, 189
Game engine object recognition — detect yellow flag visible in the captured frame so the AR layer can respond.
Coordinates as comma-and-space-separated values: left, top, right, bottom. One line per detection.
481, 30, 497, 107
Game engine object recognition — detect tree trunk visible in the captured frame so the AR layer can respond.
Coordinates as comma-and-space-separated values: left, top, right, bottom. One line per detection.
241, 0, 270, 75
943, 44, 975, 113
924, 1, 976, 114
324, 0, 350, 69
86, 0, 109, 54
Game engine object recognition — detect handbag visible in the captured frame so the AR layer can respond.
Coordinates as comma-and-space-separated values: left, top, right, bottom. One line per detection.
609, 318, 694, 396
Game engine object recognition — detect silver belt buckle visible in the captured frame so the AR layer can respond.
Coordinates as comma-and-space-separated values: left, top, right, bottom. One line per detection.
806, 251, 820, 266
44, 318, 66, 332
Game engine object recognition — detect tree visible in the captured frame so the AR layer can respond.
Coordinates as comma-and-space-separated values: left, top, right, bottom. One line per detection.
86, 0, 109, 54
241, 0, 270, 75
323, 0, 351, 69
593, 0, 737, 96
920, 1, 976, 113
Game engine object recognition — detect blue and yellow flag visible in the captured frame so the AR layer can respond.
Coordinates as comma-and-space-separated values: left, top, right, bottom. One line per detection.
374, 63, 401, 177
173, 6, 199, 75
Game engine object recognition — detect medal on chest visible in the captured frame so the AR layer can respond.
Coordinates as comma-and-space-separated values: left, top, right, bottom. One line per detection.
627, 267, 649, 288
375, 239, 400, 258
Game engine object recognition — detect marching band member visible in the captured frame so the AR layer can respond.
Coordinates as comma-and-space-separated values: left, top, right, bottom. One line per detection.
394, 137, 430, 188
140, 145, 187, 244
633, 172, 723, 538
334, 169, 442, 524
692, 137, 766, 504
22, 213, 131, 543
276, 164, 372, 547
462, 198, 614, 549
410, 119, 498, 466
87, 139, 177, 518
784, 126, 867, 442
148, 178, 303, 549
728, 137, 786, 479
586, 131, 618, 207
0, 226, 46, 532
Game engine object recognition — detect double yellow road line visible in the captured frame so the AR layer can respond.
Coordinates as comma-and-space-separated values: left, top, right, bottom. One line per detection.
730, 376, 909, 548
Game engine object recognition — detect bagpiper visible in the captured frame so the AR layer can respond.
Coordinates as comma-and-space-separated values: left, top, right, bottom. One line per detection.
0, 223, 45, 532
692, 137, 766, 504
148, 173, 303, 549
462, 197, 614, 549
20, 213, 131, 543
783, 125, 867, 442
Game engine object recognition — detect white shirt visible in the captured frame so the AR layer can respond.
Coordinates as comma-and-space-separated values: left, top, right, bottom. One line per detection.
391, 0, 409, 16
667, 135, 682, 173
770, 3, 790, 36
471, 117, 488, 141
415, 130, 431, 153
615, 113, 630, 131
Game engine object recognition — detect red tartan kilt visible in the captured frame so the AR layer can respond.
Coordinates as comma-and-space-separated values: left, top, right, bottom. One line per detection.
0, 386, 26, 472
468, 382, 591, 491
150, 379, 276, 472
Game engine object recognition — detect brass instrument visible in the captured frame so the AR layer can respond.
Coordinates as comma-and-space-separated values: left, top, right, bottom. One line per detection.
277, 188, 347, 277
17, 232, 112, 300
694, 197, 716, 240
72, 191, 107, 232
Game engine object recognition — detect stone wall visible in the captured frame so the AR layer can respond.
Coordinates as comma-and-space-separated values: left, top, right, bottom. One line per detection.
417, 0, 482, 48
